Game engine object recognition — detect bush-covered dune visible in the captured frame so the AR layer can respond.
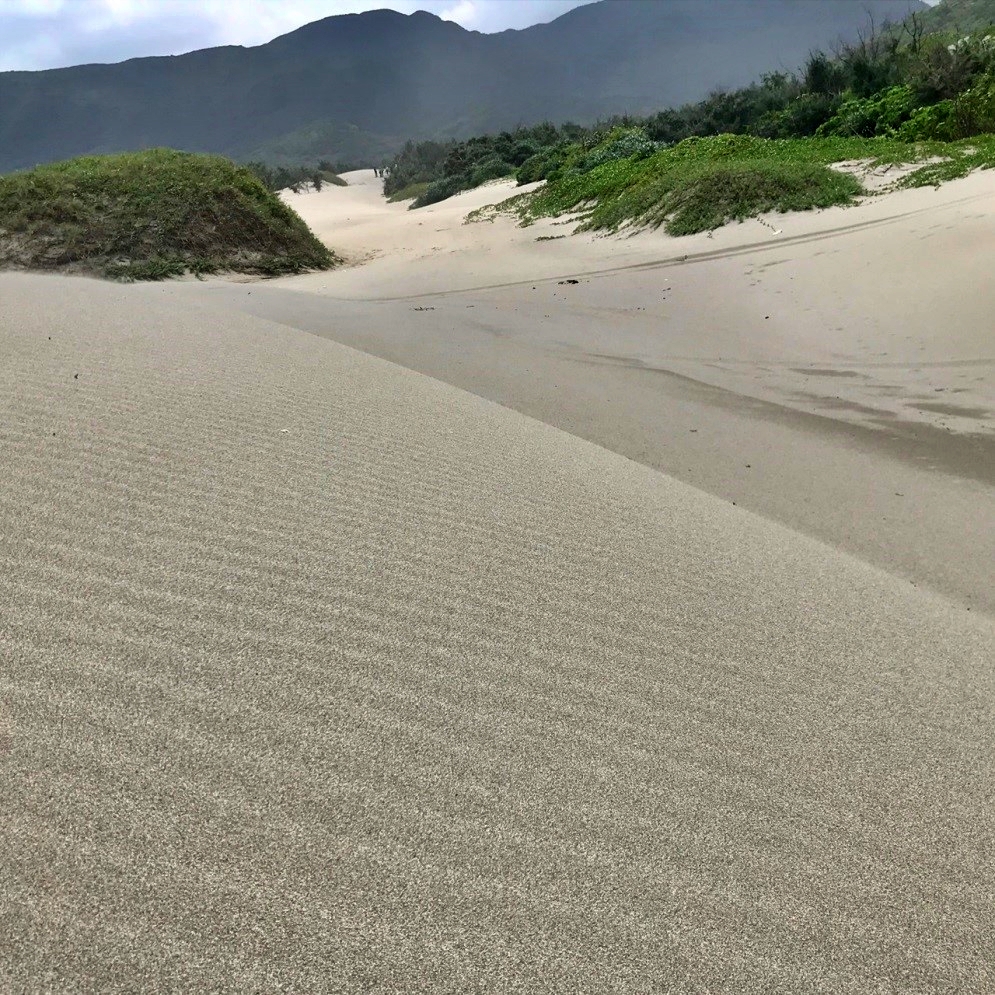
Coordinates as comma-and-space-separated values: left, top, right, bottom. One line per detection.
500, 131, 995, 235
0, 149, 337, 281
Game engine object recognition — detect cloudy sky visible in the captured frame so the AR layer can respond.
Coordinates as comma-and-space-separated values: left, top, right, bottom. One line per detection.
0, 0, 604, 71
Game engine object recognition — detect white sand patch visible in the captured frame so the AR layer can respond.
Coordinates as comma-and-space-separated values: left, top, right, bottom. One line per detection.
830, 156, 950, 192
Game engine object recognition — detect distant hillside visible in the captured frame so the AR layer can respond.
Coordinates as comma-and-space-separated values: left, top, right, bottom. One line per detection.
0, 0, 925, 173
917, 0, 995, 32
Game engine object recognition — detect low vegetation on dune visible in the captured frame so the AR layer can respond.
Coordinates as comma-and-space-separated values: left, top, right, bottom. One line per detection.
511, 135, 862, 235
0, 149, 337, 280
386, 181, 432, 203
387, 11, 995, 232
498, 132, 995, 235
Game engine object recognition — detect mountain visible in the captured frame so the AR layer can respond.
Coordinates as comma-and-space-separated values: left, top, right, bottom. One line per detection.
0, 0, 926, 173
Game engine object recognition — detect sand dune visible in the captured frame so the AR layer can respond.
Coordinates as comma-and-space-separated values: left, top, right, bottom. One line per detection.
282, 170, 995, 442
182, 170, 995, 615
2, 272, 993, 993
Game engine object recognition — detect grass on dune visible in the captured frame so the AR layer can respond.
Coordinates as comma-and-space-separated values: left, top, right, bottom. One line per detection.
0, 148, 337, 280
386, 181, 431, 203
507, 133, 995, 235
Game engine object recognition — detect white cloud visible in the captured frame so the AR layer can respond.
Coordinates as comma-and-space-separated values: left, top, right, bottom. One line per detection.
0, 0, 597, 71
439, 0, 480, 31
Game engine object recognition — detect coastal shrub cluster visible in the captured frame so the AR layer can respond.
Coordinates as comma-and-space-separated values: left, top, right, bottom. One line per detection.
0, 149, 336, 280
505, 132, 995, 234
516, 143, 575, 184
577, 129, 661, 171
383, 123, 584, 207
816, 85, 921, 137
513, 127, 661, 186
381, 139, 453, 200
244, 159, 348, 193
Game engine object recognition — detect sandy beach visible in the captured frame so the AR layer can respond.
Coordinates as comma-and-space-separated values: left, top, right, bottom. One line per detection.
2, 168, 994, 992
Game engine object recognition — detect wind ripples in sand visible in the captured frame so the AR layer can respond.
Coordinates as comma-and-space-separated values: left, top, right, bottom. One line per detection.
1, 274, 993, 994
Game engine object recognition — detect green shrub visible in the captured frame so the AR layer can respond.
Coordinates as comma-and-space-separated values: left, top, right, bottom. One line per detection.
470, 154, 514, 187
951, 69, 995, 136
517, 151, 558, 184
387, 181, 430, 202
816, 85, 920, 138
803, 52, 846, 97
898, 70, 995, 140
413, 174, 468, 207
577, 128, 659, 173
896, 100, 958, 140
517, 143, 580, 184
751, 93, 838, 138
510, 140, 541, 166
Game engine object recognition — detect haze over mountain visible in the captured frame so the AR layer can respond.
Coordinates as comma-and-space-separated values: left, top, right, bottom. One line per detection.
0, 0, 926, 172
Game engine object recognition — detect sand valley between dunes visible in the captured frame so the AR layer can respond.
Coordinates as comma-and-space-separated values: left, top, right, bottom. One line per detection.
2, 169, 994, 993
182, 168, 995, 614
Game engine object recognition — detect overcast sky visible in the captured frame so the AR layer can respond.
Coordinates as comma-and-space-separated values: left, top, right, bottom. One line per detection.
0, 0, 606, 71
